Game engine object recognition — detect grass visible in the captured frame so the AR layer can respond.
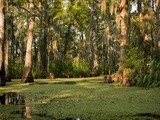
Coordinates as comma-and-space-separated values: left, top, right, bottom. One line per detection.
0, 77, 160, 120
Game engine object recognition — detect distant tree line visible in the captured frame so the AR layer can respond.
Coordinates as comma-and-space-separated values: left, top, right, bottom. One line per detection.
0, 0, 160, 87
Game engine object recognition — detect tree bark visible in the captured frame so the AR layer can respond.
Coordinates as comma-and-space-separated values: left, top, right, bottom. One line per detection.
118, 0, 129, 86
89, 2, 98, 76
22, 0, 34, 83
0, 0, 6, 86
10, 16, 15, 63
4, 0, 11, 82
39, 0, 49, 77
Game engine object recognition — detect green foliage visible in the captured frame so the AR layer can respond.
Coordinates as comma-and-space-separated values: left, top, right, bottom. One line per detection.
52, 0, 65, 20
32, 68, 48, 79
9, 62, 23, 79
72, 60, 91, 77
124, 47, 143, 76
133, 58, 160, 87
50, 59, 73, 78
49, 59, 91, 78
125, 48, 160, 87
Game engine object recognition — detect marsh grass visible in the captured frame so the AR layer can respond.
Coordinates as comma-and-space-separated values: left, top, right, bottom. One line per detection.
0, 77, 160, 120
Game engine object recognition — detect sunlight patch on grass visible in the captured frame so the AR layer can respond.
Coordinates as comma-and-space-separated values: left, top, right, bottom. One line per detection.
37, 93, 73, 105
0, 80, 31, 93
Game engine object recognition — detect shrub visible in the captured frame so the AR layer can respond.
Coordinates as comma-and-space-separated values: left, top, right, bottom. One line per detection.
133, 59, 160, 87
49, 59, 73, 78
49, 59, 91, 78
72, 60, 91, 77
124, 47, 142, 75
32, 68, 48, 79
125, 48, 160, 87
9, 63, 23, 79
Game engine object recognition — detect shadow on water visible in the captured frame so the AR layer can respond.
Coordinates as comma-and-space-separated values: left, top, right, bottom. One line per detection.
36, 81, 77, 85
135, 113, 160, 119
54, 81, 77, 85
32, 113, 81, 120
117, 113, 160, 120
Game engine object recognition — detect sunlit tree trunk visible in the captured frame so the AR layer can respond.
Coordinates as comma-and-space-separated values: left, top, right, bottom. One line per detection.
0, 0, 5, 86
89, 17, 94, 73
88, 1, 98, 76
118, 0, 129, 85
38, 0, 42, 72
22, 0, 34, 83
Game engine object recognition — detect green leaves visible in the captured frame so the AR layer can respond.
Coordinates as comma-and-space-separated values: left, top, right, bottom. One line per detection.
131, 57, 160, 87
124, 47, 142, 71
49, 59, 91, 78
52, 0, 65, 20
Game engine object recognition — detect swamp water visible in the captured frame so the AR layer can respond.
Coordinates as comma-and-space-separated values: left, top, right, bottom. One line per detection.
0, 91, 160, 120
0, 92, 80, 120
0, 92, 32, 119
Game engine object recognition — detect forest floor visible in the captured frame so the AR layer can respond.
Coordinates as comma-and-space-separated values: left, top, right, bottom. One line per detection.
0, 77, 160, 120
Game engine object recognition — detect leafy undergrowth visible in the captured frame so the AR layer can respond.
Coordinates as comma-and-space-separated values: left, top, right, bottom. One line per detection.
0, 77, 160, 120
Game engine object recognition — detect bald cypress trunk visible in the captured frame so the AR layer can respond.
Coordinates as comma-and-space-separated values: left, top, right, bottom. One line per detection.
118, 0, 129, 86
4, 0, 11, 82
22, 0, 34, 83
39, 0, 49, 77
0, 0, 6, 86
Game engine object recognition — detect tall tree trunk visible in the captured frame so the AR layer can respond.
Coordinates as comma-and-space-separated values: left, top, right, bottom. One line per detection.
39, 0, 49, 77
33, 38, 38, 69
38, 0, 42, 73
22, 0, 34, 83
63, 23, 71, 58
89, 1, 98, 76
156, 0, 160, 50
10, 16, 15, 63
4, 0, 10, 82
118, 0, 129, 86
103, 26, 109, 75
0, 0, 5, 86
136, 0, 144, 51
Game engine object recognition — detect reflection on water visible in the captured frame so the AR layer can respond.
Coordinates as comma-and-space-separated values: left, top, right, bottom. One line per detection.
0, 92, 32, 119
0, 92, 25, 105
0, 92, 81, 120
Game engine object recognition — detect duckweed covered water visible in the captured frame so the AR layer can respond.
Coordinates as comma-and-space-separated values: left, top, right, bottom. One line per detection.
0, 78, 160, 120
